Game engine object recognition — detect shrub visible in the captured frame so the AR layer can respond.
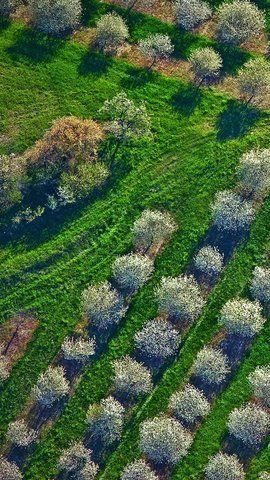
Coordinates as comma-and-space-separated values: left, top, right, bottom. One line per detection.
94, 13, 129, 53
132, 209, 177, 252
219, 298, 265, 337
100, 92, 152, 143
59, 162, 109, 202
211, 190, 255, 232
28, 0, 82, 35
228, 403, 270, 446
0, 154, 26, 213
189, 47, 222, 84
0, 355, 9, 382
0, 457, 22, 480
112, 253, 154, 293
32, 366, 69, 406
82, 281, 126, 330
134, 319, 181, 366
248, 365, 270, 407
174, 0, 212, 30
121, 459, 159, 480
0, 0, 21, 16
250, 266, 270, 304
192, 347, 230, 384
169, 383, 210, 425
86, 396, 125, 446
216, 0, 265, 46
113, 356, 153, 400
58, 442, 93, 474
194, 246, 223, 277
205, 452, 245, 480
61, 336, 95, 363
138, 34, 174, 68
238, 148, 270, 195
6, 420, 37, 447
156, 275, 205, 323
139, 415, 192, 466
237, 58, 270, 105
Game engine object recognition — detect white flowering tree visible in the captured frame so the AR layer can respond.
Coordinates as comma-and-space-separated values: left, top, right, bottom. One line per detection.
7, 420, 37, 447
211, 190, 255, 232
121, 459, 159, 480
248, 365, 270, 407
138, 34, 174, 69
228, 403, 270, 446
250, 266, 270, 305
139, 415, 192, 466
82, 281, 126, 330
94, 13, 129, 53
189, 47, 222, 85
61, 336, 95, 363
219, 298, 265, 337
135, 319, 180, 366
259, 473, 270, 480
86, 396, 125, 446
192, 347, 230, 384
77, 461, 99, 480
216, 0, 265, 45
194, 246, 223, 277
237, 58, 270, 105
174, 0, 212, 30
112, 253, 154, 293
0, 0, 21, 16
0, 457, 22, 480
29, 0, 82, 35
205, 452, 245, 480
113, 356, 153, 400
58, 442, 97, 476
238, 149, 270, 196
132, 209, 177, 252
32, 366, 69, 407
156, 275, 205, 323
169, 383, 210, 425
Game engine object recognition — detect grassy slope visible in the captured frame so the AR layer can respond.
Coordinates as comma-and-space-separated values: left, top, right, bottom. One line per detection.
0, 18, 269, 480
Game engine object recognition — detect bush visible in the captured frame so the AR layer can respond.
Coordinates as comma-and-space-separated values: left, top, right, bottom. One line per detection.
211, 190, 255, 232
138, 34, 174, 68
189, 47, 222, 84
216, 0, 265, 46
134, 319, 181, 366
237, 58, 270, 105
32, 366, 69, 406
0, 457, 22, 480
61, 336, 96, 363
94, 13, 129, 53
6, 420, 37, 447
0, 0, 21, 16
228, 403, 270, 446
174, 0, 212, 30
250, 266, 270, 305
132, 209, 177, 252
194, 246, 223, 277
0, 355, 9, 383
169, 383, 210, 425
113, 356, 153, 400
156, 275, 205, 323
219, 298, 265, 337
112, 253, 154, 293
100, 92, 152, 144
192, 347, 230, 384
238, 148, 270, 195
59, 162, 109, 202
205, 452, 245, 480
58, 442, 94, 474
29, 0, 82, 35
121, 459, 159, 480
0, 154, 26, 213
248, 365, 270, 407
82, 281, 126, 330
139, 415, 192, 466
86, 396, 125, 446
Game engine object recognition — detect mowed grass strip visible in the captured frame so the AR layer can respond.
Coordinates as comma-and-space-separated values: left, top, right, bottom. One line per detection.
23, 198, 270, 480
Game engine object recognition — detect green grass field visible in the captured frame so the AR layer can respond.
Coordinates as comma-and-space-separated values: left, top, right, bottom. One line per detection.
0, 2, 269, 479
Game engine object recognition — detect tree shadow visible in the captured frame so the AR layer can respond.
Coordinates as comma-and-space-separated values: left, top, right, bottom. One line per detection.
216, 45, 251, 75
81, 0, 103, 26
216, 100, 262, 141
0, 17, 10, 32
7, 27, 64, 63
78, 49, 113, 76
121, 65, 155, 89
172, 84, 202, 116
